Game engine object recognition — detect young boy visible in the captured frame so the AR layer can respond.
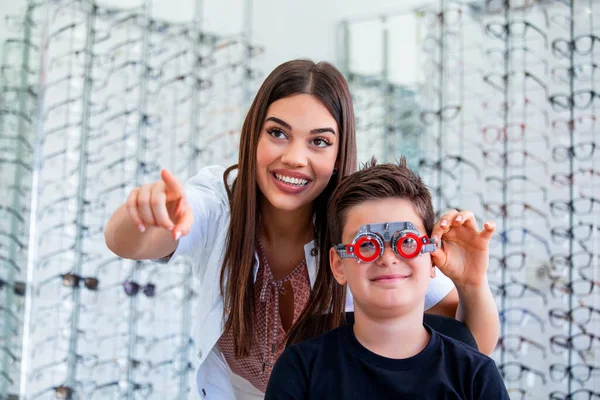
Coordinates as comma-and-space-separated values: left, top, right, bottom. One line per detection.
265, 159, 509, 399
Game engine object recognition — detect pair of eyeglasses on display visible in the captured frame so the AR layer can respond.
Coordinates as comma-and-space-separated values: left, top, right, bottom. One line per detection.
490, 278, 547, 304
550, 222, 600, 243
485, 44, 547, 70
35, 273, 99, 296
421, 31, 463, 54
550, 332, 600, 355
550, 363, 600, 384
481, 96, 550, 124
123, 280, 156, 297
334, 222, 435, 263
419, 105, 462, 126
416, 6, 463, 28
0, 278, 26, 295
552, 115, 597, 139
550, 90, 600, 111
549, 253, 599, 280
499, 307, 545, 332
549, 305, 600, 330
550, 195, 600, 217
552, 141, 596, 162
550, 277, 600, 298
550, 389, 600, 400
551, 63, 600, 84
440, 155, 481, 178
485, 20, 548, 47
490, 252, 528, 273
498, 362, 547, 385
496, 334, 547, 358
552, 168, 600, 187
485, 175, 548, 201
481, 122, 550, 148
552, 35, 600, 59
479, 148, 548, 174
491, 227, 552, 257
483, 201, 549, 226
550, 4, 600, 28
552, 115, 596, 135
483, 70, 548, 95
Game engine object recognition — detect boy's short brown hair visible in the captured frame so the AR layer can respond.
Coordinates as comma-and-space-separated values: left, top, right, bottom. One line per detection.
327, 157, 435, 245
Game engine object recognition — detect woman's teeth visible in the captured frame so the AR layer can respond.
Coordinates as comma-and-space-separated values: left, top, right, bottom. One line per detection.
274, 173, 308, 186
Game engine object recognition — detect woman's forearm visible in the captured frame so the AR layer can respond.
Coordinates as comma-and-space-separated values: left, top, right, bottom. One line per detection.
104, 204, 177, 260
455, 282, 499, 355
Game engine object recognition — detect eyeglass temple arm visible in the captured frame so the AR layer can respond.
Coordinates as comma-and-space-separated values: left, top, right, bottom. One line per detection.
422, 236, 436, 253
334, 244, 354, 258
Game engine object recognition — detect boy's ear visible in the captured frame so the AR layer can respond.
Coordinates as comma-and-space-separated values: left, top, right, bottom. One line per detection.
329, 247, 347, 285
430, 260, 437, 279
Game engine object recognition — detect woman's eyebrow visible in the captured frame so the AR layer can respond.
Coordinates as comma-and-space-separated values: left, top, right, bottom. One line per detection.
265, 116, 336, 135
310, 127, 336, 135
266, 116, 292, 129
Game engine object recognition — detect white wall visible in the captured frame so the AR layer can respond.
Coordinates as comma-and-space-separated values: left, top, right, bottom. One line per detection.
1, 0, 433, 78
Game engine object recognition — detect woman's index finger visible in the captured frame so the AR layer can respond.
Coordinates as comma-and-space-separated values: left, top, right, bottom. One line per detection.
161, 169, 185, 194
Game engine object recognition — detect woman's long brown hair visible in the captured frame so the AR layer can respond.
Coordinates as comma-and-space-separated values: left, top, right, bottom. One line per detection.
220, 59, 357, 357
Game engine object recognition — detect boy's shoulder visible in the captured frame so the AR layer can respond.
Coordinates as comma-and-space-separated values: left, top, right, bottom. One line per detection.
431, 326, 496, 368
281, 324, 350, 369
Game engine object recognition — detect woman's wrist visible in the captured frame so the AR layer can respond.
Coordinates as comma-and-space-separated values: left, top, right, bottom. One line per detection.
454, 279, 491, 294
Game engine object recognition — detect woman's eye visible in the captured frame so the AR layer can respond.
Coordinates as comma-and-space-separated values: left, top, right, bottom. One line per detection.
267, 128, 286, 139
312, 137, 332, 148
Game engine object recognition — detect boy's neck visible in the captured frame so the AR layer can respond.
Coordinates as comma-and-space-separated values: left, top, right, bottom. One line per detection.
352, 305, 430, 359
259, 197, 314, 244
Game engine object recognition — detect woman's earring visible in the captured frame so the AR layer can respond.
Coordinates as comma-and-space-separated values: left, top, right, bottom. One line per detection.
332, 168, 338, 175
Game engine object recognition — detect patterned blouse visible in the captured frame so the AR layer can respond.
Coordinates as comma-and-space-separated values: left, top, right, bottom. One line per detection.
217, 240, 311, 393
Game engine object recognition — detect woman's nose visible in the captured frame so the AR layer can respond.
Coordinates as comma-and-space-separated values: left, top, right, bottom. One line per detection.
280, 142, 308, 167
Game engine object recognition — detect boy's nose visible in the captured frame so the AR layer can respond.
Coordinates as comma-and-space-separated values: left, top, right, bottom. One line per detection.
375, 244, 399, 268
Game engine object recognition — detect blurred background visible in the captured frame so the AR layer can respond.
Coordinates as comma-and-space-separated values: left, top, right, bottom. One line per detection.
0, 0, 599, 399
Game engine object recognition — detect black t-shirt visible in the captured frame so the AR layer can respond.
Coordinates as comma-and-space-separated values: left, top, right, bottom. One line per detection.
265, 324, 509, 400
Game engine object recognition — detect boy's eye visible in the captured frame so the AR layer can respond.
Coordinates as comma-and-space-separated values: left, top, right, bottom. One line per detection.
360, 242, 376, 250
400, 237, 418, 253
359, 241, 378, 258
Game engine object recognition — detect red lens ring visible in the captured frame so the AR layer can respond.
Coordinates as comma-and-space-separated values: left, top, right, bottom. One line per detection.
354, 235, 381, 263
395, 232, 423, 258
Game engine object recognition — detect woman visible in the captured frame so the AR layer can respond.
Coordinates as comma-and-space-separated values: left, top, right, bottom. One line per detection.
104, 59, 499, 399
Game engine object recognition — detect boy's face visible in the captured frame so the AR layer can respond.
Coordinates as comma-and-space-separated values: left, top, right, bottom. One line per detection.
329, 198, 435, 316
